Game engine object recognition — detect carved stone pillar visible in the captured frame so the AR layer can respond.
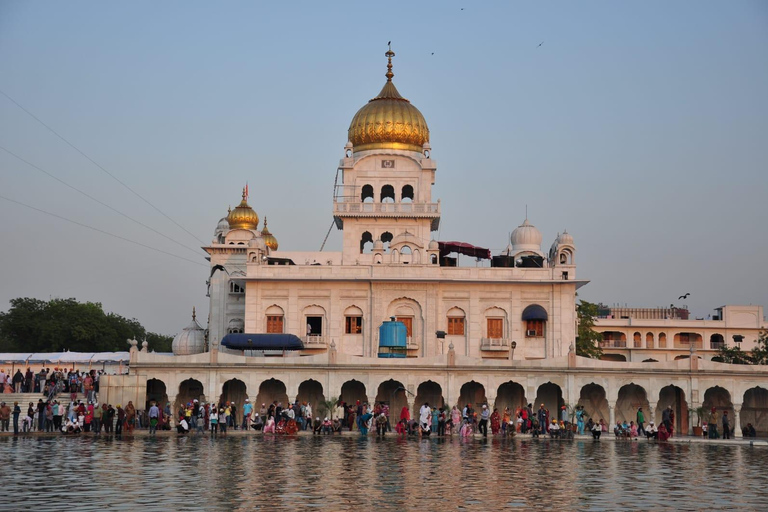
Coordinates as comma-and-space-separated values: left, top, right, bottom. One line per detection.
648, 401, 658, 423
608, 400, 616, 429
734, 403, 743, 438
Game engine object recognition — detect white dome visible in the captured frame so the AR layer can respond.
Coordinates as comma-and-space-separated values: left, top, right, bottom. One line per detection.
559, 230, 574, 245
373, 238, 384, 250
214, 217, 229, 235
172, 311, 206, 356
428, 239, 439, 250
510, 219, 542, 251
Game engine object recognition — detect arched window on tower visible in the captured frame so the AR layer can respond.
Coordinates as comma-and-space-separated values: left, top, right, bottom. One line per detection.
360, 231, 373, 254
401, 185, 414, 203
381, 231, 393, 253
381, 185, 395, 203
361, 184, 374, 203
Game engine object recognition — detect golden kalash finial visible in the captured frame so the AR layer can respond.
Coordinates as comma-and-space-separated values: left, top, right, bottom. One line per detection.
385, 42, 395, 82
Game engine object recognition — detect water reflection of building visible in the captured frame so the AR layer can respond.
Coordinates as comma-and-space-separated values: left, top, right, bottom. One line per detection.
100, 49, 768, 438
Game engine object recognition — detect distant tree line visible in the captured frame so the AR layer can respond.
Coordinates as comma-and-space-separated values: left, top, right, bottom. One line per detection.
0, 297, 173, 353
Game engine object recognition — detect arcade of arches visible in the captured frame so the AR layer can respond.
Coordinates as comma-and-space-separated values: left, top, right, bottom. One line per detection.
136, 372, 768, 438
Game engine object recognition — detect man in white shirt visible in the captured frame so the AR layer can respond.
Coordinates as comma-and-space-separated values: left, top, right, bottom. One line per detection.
419, 402, 431, 430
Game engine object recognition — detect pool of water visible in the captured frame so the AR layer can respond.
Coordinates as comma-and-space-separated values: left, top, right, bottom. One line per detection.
2, 435, 766, 510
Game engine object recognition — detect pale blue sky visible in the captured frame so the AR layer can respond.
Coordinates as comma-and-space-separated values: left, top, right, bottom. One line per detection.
1, 1, 766, 335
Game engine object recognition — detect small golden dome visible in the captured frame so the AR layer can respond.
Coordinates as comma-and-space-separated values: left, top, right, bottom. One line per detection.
261, 217, 278, 251
227, 188, 259, 230
348, 47, 429, 153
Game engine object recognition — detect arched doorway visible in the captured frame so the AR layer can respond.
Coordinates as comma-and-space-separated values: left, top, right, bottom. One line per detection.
702, 386, 734, 432
742, 387, 768, 436
534, 383, 564, 419
616, 384, 650, 424
297, 380, 325, 418
458, 381, 486, 410
495, 381, 526, 413
146, 378, 168, 411
340, 380, 367, 407
656, 385, 688, 435
220, 379, 248, 420
176, 379, 205, 413
255, 378, 288, 408
414, 381, 444, 418
578, 383, 609, 424
375, 379, 407, 418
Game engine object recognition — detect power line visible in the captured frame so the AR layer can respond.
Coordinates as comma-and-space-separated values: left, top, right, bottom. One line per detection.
1, 145, 205, 257
0, 194, 207, 268
0, 87, 207, 246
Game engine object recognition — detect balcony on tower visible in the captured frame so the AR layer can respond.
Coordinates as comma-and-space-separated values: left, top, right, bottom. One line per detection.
333, 198, 441, 230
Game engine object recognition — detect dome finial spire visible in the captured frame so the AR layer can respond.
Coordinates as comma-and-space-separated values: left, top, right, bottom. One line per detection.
192, 306, 196, 321
385, 43, 395, 82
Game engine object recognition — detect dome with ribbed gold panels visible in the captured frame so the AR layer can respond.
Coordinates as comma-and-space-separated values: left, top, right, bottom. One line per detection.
227, 188, 259, 230
261, 217, 278, 251
348, 47, 429, 153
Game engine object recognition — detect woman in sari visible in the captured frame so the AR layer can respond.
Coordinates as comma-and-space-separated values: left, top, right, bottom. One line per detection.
658, 423, 670, 441
490, 408, 501, 435
450, 406, 461, 435
358, 410, 373, 436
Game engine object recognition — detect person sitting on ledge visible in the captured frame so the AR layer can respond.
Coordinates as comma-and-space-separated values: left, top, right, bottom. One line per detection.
742, 423, 757, 438
321, 417, 332, 434
645, 421, 658, 440
251, 413, 263, 431
332, 418, 342, 433
658, 423, 670, 442
177, 417, 189, 434
549, 419, 560, 438
591, 421, 601, 440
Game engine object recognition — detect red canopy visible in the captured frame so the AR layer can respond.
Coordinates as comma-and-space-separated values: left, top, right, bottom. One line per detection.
438, 241, 491, 259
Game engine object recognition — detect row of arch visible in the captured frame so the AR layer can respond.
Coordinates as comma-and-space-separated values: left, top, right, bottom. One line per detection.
361, 184, 414, 203
146, 378, 768, 435
602, 332, 726, 349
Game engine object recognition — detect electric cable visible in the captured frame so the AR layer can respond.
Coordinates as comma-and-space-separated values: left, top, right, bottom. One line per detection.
0, 194, 207, 267
1, 145, 205, 257
0, 87, 207, 246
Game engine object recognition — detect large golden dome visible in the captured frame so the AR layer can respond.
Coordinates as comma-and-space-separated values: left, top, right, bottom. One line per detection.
348, 48, 429, 153
227, 188, 259, 230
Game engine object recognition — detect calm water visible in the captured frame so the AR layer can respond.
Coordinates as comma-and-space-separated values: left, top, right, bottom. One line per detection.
2, 435, 766, 511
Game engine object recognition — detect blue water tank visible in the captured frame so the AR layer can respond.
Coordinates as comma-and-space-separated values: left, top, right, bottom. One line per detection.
378, 317, 407, 358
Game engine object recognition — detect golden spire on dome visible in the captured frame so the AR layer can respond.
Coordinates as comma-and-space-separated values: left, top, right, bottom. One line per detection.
347, 44, 430, 153
261, 216, 279, 251
385, 43, 395, 81
227, 186, 259, 230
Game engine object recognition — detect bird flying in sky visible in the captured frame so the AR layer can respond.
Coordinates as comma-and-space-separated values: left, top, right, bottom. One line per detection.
538, 41, 544, 47
678, 293, 690, 300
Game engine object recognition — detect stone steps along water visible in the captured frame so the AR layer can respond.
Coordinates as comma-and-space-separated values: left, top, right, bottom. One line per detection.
4, 392, 97, 412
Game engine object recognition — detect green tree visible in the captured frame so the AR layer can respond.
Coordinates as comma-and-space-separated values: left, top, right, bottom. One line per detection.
0, 297, 172, 352
576, 300, 603, 359
717, 331, 768, 365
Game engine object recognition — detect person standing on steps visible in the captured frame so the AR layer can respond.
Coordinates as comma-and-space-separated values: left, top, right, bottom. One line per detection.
636, 407, 646, 437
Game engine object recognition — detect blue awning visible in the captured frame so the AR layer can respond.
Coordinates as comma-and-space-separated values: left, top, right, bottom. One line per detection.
522, 304, 548, 321
220, 333, 304, 351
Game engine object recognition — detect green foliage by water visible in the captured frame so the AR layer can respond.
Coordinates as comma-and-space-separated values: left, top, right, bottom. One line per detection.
717, 331, 768, 364
576, 300, 604, 359
0, 297, 173, 353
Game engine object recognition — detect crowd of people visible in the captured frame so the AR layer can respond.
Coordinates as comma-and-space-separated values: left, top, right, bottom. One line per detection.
0, 367, 104, 402
0, 398, 138, 435
0, 391, 760, 441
